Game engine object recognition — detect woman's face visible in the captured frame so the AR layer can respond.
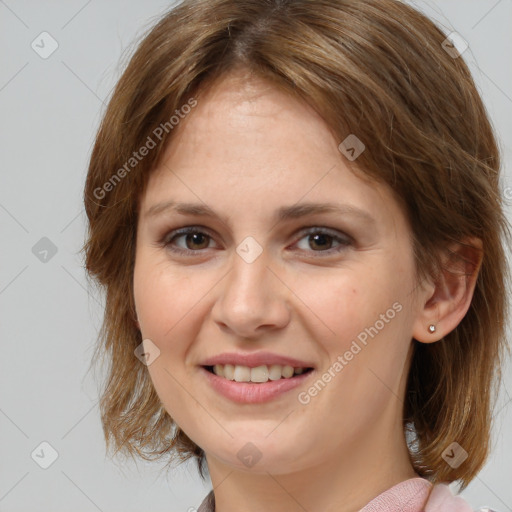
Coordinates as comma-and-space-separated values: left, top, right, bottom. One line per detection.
133, 70, 428, 475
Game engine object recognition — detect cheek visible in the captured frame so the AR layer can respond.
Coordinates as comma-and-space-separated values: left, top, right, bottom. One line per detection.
295, 266, 407, 347
133, 256, 195, 335
297, 271, 413, 432
133, 259, 206, 424
295, 263, 416, 409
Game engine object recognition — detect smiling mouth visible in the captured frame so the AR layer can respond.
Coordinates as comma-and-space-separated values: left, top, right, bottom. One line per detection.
203, 364, 314, 383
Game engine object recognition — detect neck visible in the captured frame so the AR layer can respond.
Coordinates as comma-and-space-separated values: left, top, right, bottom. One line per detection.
205, 416, 418, 512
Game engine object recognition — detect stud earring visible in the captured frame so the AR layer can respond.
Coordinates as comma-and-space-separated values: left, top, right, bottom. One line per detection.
428, 324, 436, 333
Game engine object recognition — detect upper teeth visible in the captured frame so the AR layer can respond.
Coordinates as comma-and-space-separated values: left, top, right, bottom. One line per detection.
212, 364, 306, 383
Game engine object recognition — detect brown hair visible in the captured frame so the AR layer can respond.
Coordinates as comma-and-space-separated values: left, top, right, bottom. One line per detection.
82, 0, 511, 490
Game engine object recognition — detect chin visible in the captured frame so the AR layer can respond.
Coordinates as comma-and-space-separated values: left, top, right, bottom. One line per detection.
205, 436, 309, 475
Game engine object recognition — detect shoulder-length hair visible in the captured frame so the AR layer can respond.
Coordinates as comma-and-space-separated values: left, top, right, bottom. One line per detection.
82, 0, 510, 491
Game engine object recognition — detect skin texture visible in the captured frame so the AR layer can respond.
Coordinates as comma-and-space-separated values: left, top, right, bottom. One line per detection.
133, 68, 480, 512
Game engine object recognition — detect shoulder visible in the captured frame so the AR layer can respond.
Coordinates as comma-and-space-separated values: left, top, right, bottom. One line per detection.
425, 482, 497, 512
360, 477, 486, 512
196, 483, 501, 512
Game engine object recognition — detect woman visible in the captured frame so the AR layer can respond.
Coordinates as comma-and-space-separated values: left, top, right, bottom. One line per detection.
82, 0, 510, 510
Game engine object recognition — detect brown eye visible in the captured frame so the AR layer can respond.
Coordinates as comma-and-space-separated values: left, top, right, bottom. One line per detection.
307, 233, 335, 251
294, 228, 352, 256
163, 228, 215, 253
183, 232, 210, 250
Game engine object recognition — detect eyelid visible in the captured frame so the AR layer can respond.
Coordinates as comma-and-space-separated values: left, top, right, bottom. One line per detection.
160, 224, 353, 255
291, 226, 353, 256
294, 225, 353, 244
161, 225, 220, 250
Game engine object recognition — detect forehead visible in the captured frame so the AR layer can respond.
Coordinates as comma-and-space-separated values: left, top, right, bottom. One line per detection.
139, 70, 404, 236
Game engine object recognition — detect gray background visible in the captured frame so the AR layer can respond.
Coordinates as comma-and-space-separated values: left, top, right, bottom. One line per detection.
0, 1, 511, 511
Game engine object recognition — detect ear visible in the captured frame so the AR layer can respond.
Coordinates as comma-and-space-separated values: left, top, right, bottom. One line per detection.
412, 237, 483, 343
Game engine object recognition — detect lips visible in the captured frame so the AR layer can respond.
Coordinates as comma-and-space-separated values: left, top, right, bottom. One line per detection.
200, 365, 315, 403
199, 351, 316, 369
198, 351, 317, 403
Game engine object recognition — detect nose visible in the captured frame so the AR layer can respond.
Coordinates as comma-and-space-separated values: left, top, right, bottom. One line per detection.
211, 248, 291, 339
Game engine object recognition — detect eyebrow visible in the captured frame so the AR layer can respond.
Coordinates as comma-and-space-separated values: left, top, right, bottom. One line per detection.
144, 200, 376, 226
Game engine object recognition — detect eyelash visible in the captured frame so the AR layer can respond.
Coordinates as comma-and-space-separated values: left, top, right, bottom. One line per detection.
159, 225, 353, 257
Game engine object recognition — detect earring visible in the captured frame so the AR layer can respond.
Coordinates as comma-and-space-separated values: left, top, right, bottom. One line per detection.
428, 324, 436, 333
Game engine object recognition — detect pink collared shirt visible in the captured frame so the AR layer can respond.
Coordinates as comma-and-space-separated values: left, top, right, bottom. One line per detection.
197, 477, 481, 512
360, 477, 474, 511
